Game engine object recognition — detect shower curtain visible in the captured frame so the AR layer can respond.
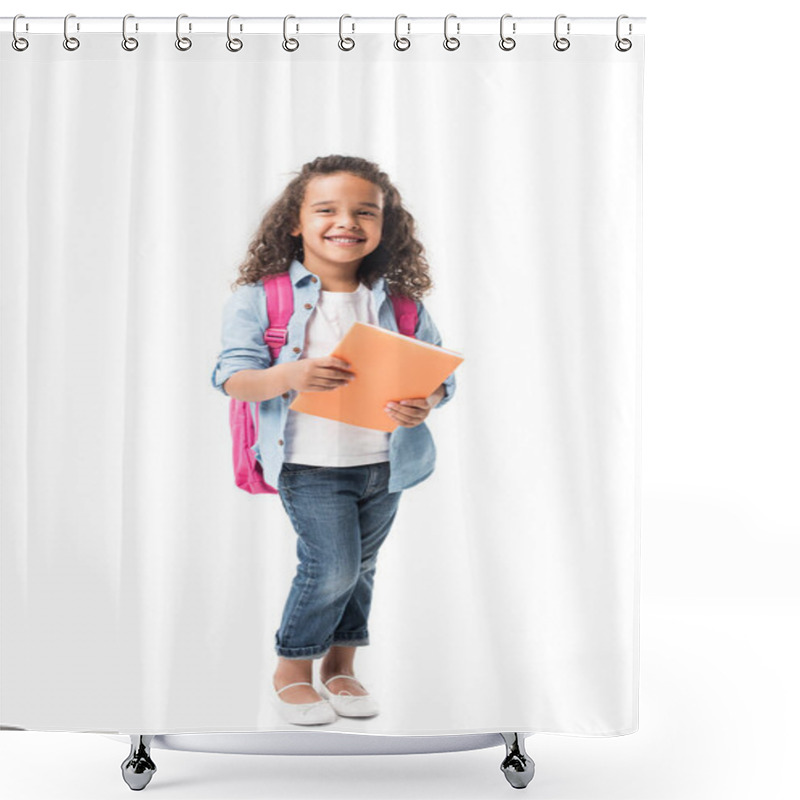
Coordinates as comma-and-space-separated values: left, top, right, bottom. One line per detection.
0, 18, 644, 736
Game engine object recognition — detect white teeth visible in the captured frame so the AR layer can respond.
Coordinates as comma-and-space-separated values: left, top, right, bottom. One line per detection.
328, 237, 362, 243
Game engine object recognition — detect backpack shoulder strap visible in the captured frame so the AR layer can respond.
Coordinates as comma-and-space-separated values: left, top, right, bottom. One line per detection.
390, 294, 419, 339
262, 272, 294, 360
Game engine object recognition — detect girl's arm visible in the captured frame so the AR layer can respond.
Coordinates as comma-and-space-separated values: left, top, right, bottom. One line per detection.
212, 285, 356, 403
212, 284, 276, 398
428, 384, 447, 407
224, 357, 356, 402
385, 306, 452, 427
223, 363, 293, 403
415, 303, 456, 410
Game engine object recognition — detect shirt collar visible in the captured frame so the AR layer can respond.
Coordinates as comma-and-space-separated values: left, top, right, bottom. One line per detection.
288, 258, 386, 297
288, 258, 313, 286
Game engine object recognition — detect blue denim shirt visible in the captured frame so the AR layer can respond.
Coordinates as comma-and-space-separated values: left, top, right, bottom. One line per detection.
211, 259, 456, 493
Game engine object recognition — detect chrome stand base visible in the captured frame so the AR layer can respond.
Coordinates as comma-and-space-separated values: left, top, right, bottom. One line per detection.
117, 731, 533, 790
121, 735, 157, 791
499, 732, 535, 789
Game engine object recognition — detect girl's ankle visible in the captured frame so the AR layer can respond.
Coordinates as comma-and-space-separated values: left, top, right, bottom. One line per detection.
320, 665, 353, 678
274, 669, 312, 685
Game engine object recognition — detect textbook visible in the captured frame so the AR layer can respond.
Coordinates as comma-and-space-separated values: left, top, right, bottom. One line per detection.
289, 321, 464, 432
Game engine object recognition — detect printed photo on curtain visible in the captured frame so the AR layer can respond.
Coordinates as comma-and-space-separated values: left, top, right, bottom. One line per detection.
212, 156, 465, 725
1, 18, 643, 748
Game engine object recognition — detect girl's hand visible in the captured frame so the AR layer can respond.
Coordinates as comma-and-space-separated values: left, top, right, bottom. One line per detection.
385, 386, 445, 428
285, 357, 356, 392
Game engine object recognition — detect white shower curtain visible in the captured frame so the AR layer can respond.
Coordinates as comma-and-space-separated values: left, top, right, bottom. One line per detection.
0, 22, 643, 736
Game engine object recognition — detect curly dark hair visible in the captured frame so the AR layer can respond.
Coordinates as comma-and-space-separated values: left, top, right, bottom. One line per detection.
232, 154, 434, 300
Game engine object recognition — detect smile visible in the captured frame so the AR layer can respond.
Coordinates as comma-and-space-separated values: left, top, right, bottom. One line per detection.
325, 236, 365, 245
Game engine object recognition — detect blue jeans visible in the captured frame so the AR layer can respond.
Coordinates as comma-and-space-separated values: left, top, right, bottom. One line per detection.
274, 461, 402, 660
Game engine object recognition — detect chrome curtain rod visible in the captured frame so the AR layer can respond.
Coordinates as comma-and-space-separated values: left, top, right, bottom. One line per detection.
2, 15, 646, 36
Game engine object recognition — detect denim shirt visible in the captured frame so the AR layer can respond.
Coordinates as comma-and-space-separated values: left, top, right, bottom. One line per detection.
211, 259, 456, 493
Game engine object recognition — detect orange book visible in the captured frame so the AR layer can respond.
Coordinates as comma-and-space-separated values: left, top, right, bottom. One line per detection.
289, 321, 463, 432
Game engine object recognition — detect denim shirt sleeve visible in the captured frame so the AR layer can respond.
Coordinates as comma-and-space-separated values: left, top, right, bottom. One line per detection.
210, 283, 272, 396
415, 301, 456, 410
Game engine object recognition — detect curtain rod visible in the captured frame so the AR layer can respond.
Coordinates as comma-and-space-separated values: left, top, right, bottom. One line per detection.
2, 16, 647, 36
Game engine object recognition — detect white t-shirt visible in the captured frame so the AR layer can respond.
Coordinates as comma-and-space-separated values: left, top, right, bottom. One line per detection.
282, 281, 391, 466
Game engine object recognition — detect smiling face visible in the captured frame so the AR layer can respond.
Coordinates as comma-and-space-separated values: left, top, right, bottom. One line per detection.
290, 172, 384, 279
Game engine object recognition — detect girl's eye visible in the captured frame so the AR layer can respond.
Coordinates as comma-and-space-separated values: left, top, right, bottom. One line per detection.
315, 209, 376, 216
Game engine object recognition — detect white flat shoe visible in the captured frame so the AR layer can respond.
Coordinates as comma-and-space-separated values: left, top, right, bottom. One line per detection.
274, 681, 338, 725
318, 674, 380, 718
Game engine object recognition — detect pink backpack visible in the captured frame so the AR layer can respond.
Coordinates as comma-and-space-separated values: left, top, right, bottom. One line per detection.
230, 272, 419, 494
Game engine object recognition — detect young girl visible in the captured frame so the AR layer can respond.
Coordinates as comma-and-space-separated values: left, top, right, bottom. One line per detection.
211, 155, 456, 726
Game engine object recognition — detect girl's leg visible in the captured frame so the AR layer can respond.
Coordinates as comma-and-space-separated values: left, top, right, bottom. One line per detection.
272, 464, 373, 701
330, 462, 401, 647
322, 462, 402, 695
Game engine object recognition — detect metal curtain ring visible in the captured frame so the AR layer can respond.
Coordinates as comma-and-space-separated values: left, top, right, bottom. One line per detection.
615, 14, 632, 51
394, 14, 411, 50
553, 14, 570, 51
121, 14, 138, 51
175, 13, 192, 50
339, 14, 355, 51
443, 13, 460, 51
226, 15, 243, 51
63, 13, 80, 51
499, 13, 516, 50
283, 15, 299, 51
12, 14, 29, 51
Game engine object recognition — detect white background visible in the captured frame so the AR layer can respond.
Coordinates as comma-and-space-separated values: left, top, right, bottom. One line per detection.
1, 1, 797, 799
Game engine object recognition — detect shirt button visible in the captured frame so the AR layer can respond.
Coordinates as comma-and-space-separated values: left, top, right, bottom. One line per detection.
282, 392, 290, 399
278, 439, 284, 446
293, 346, 301, 354
310, 276, 318, 283
304, 303, 312, 310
